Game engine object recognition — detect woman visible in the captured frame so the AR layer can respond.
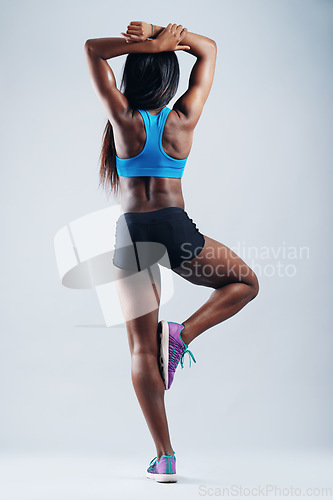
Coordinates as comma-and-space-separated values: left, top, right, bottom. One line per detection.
85, 21, 259, 483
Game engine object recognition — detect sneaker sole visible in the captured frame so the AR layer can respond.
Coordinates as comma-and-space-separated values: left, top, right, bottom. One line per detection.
146, 471, 178, 482
159, 320, 169, 390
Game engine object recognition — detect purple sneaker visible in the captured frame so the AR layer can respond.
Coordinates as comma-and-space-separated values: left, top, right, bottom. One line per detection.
158, 320, 196, 390
146, 453, 177, 482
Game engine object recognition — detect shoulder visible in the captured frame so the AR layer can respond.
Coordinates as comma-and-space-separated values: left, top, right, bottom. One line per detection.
112, 108, 144, 134
165, 107, 195, 132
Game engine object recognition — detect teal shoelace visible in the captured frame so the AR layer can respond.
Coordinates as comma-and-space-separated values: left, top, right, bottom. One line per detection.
180, 347, 196, 369
169, 337, 197, 372
148, 457, 157, 469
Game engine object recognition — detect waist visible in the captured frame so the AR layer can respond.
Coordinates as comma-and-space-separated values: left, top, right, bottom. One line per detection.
117, 206, 187, 226
118, 176, 184, 214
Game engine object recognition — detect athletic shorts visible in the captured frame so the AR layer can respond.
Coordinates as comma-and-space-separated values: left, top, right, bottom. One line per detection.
113, 206, 205, 272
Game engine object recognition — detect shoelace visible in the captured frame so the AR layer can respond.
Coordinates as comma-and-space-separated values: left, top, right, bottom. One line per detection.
149, 456, 158, 468
180, 347, 196, 369
169, 339, 197, 371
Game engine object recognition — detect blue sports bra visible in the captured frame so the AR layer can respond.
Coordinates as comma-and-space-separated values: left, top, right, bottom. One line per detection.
115, 106, 187, 178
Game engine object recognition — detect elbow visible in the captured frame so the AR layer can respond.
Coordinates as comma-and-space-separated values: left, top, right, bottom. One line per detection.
201, 38, 217, 56
209, 40, 217, 58
201, 39, 217, 58
84, 39, 93, 52
208, 39, 217, 51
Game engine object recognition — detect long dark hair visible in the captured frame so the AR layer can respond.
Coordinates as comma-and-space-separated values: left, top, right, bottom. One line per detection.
98, 51, 180, 200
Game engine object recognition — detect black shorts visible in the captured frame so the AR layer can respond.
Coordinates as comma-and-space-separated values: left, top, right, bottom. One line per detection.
113, 207, 205, 272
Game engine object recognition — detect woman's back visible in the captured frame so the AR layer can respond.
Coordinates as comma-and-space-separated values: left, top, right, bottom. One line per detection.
85, 23, 217, 212
113, 106, 194, 212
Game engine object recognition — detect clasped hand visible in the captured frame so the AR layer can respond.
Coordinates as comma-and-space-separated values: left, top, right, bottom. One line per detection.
121, 22, 190, 51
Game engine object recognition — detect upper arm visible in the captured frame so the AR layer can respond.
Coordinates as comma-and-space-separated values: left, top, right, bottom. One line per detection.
84, 42, 130, 125
173, 42, 217, 129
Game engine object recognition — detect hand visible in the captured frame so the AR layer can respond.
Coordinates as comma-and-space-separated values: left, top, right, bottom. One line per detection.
120, 21, 152, 43
155, 23, 190, 52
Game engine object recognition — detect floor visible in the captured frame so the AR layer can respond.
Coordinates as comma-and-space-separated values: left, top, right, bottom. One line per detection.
0, 449, 332, 499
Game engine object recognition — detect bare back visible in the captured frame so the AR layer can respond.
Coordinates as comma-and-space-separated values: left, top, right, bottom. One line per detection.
113, 109, 194, 212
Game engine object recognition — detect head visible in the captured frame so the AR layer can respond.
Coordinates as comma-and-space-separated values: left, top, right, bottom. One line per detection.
99, 51, 180, 199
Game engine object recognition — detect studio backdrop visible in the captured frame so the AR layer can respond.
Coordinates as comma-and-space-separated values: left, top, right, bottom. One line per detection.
1, 0, 332, 465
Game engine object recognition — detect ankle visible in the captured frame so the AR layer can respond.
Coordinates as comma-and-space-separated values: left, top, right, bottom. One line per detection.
180, 323, 191, 346
157, 448, 175, 460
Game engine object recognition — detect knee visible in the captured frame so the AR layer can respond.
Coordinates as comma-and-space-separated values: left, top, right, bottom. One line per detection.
127, 331, 158, 358
129, 345, 160, 384
249, 272, 259, 300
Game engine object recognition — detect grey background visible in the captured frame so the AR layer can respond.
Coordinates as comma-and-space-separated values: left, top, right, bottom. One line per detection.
1, 0, 332, 474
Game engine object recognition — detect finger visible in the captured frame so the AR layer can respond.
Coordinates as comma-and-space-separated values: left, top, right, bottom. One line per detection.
126, 34, 141, 40
175, 45, 191, 51
179, 27, 188, 39
121, 33, 133, 40
129, 21, 141, 25
122, 34, 137, 43
127, 26, 141, 33
121, 33, 136, 42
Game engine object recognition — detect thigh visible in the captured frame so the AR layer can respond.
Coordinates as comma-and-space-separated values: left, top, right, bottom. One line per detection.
113, 262, 162, 353
172, 234, 258, 289
113, 262, 162, 322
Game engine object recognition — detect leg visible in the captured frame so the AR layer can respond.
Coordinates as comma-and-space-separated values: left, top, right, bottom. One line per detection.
172, 234, 259, 345
113, 262, 174, 459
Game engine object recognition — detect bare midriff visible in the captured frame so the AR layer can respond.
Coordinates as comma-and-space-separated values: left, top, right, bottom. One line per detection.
118, 176, 185, 213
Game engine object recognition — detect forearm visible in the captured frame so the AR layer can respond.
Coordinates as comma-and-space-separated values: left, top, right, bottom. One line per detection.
84, 37, 157, 60
151, 24, 216, 58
